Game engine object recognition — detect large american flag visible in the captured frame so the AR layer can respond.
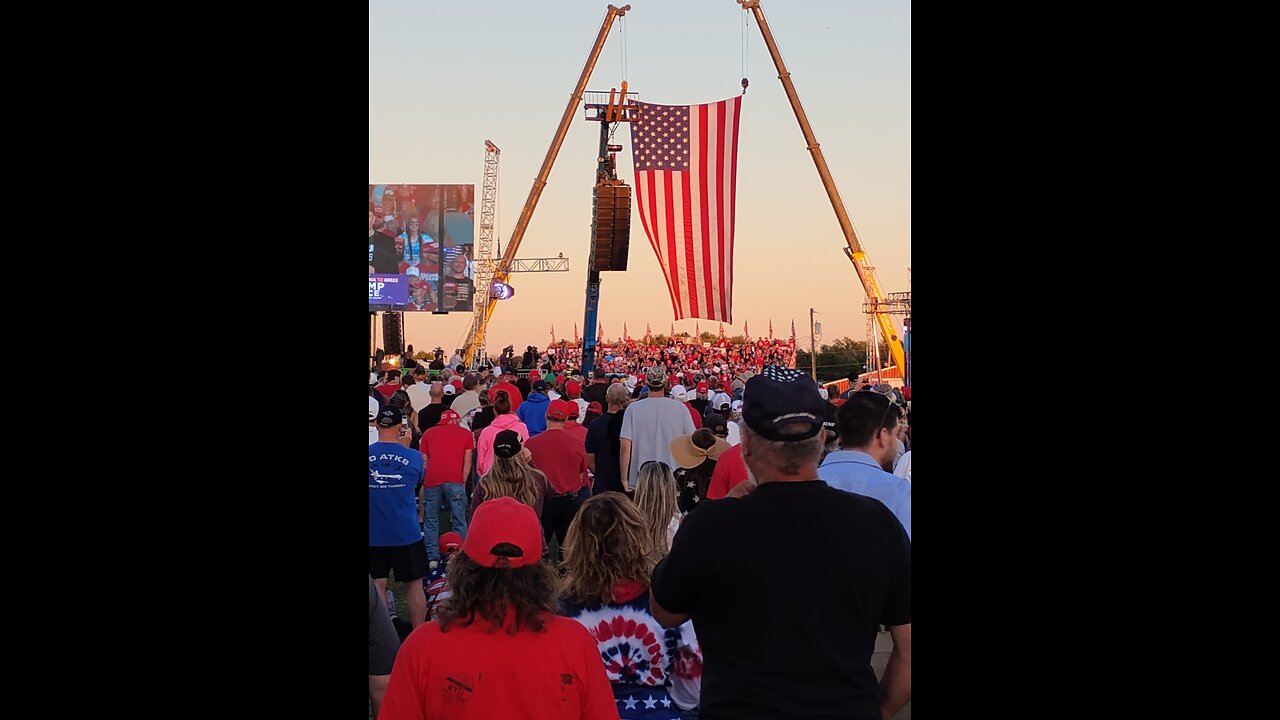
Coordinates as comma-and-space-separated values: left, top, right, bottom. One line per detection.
630, 96, 741, 322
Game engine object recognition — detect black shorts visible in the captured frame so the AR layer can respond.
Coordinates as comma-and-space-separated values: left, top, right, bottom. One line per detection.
369, 541, 431, 583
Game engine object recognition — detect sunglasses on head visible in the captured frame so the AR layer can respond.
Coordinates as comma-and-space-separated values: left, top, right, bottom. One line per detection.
874, 394, 898, 432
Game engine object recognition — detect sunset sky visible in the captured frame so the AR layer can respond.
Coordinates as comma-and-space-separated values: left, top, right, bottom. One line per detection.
370, 0, 910, 356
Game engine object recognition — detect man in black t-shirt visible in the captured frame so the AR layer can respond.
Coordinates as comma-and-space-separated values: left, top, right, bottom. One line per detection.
649, 365, 911, 720
581, 369, 610, 409
584, 382, 628, 495
416, 382, 447, 434
368, 203, 399, 274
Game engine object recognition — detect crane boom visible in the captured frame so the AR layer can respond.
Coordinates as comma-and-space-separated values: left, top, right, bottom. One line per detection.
737, 0, 906, 375
464, 3, 631, 367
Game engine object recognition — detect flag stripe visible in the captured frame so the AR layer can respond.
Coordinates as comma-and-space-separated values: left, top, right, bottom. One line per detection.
712, 102, 727, 321
727, 96, 740, 322
662, 173, 682, 317
715, 100, 728, 322
681, 171, 699, 319
696, 104, 714, 320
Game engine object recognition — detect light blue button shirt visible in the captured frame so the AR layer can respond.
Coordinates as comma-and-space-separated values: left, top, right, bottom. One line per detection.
818, 450, 911, 539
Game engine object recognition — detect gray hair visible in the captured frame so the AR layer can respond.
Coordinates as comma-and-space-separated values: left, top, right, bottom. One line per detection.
606, 383, 630, 406
742, 425, 824, 476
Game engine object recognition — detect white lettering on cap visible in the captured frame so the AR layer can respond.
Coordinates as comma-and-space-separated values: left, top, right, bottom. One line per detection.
771, 412, 817, 423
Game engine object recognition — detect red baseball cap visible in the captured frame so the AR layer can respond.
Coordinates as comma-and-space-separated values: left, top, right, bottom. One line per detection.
546, 400, 571, 421
439, 531, 463, 555
587, 401, 603, 414
437, 409, 461, 425
451, 378, 463, 391
566, 380, 581, 398
696, 381, 709, 393
462, 497, 542, 568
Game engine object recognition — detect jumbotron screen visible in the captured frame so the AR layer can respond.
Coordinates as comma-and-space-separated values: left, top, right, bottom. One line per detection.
369, 184, 476, 312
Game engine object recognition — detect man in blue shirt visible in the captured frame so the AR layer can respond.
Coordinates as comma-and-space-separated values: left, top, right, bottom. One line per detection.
817, 391, 911, 539
516, 378, 551, 436
369, 406, 430, 627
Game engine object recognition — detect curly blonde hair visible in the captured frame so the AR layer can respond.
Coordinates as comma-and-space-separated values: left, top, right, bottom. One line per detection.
478, 453, 544, 510
559, 493, 657, 605
633, 460, 679, 557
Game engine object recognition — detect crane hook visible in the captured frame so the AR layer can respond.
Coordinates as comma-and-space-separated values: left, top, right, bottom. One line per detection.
741, 77, 749, 95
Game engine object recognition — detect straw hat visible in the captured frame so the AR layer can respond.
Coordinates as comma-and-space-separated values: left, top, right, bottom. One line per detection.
669, 429, 731, 469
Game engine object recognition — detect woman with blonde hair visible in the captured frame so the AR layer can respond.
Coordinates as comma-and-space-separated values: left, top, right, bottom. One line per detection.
470, 430, 549, 520
559, 493, 701, 719
632, 460, 682, 557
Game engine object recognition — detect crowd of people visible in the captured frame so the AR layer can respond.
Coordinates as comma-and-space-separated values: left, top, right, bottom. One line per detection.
368, 348, 912, 719
492, 335, 800, 384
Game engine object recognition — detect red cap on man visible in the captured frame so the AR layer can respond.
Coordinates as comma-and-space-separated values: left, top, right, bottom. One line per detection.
439, 531, 463, 555
546, 400, 571, 422
437, 409, 462, 426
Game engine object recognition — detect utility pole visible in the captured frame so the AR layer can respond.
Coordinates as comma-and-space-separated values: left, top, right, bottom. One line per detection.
809, 307, 817, 380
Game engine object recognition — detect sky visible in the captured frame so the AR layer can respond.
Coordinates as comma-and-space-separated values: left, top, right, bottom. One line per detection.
370, 0, 909, 357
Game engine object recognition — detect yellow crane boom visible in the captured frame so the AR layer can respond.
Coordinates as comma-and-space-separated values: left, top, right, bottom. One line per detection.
464, 4, 631, 367
737, 0, 906, 375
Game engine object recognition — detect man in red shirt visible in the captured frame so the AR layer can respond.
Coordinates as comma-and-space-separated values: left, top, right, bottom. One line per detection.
489, 372, 524, 414
418, 409, 474, 567
562, 400, 589, 446
375, 370, 401, 399
524, 400, 589, 562
706, 442, 750, 500
380, 497, 617, 720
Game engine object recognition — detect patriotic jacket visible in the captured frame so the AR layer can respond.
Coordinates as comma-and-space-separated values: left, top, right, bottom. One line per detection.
422, 561, 452, 620
560, 581, 702, 719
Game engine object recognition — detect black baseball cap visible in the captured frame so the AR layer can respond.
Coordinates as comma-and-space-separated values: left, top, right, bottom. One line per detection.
493, 429, 523, 458
742, 365, 825, 442
376, 406, 403, 428
704, 413, 729, 437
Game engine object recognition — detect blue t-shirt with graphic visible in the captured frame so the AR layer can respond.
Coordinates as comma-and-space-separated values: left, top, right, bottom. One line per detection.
369, 441, 425, 546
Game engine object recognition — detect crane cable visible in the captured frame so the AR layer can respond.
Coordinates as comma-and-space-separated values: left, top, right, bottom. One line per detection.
610, 18, 628, 143
741, 9, 749, 94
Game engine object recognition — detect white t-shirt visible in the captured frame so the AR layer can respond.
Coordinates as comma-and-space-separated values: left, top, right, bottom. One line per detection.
405, 385, 432, 416
725, 420, 741, 446
893, 450, 911, 482
619, 396, 696, 487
